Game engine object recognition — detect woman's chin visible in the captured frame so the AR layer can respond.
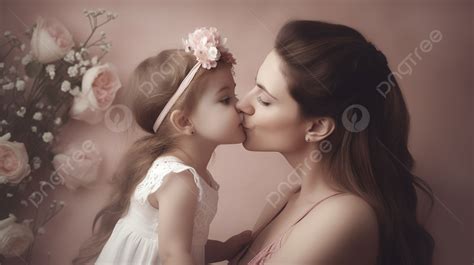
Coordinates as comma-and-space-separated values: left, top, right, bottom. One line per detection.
242, 137, 260, 151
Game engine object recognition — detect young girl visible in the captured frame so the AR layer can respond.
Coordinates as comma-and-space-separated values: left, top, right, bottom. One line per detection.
73, 27, 251, 265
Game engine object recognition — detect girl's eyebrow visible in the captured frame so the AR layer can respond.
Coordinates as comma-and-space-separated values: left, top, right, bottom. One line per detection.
255, 76, 277, 100
216, 82, 236, 94
217, 86, 229, 93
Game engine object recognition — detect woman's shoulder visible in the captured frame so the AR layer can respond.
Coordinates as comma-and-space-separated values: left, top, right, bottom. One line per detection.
276, 193, 379, 264
309, 193, 378, 223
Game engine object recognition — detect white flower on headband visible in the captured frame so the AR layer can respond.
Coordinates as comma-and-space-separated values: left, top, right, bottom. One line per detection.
183, 27, 236, 69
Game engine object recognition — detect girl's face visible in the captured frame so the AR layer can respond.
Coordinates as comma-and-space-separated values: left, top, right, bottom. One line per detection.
236, 50, 307, 153
190, 65, 245, 144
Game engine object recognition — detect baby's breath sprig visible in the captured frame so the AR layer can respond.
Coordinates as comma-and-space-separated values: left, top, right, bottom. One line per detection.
81, 8, 118, 49
1, 31, 24, 62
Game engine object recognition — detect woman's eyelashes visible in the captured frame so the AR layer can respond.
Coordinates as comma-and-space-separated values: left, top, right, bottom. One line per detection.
257, 95, 271, 106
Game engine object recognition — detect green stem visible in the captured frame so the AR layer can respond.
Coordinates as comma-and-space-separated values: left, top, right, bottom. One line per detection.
0, 46, 15, 61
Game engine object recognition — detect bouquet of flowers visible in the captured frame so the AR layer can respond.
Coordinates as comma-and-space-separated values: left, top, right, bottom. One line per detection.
0, 9, 120, 263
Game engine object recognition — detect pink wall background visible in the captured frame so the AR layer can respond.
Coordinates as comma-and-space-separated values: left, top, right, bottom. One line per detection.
1, 0, 472, 264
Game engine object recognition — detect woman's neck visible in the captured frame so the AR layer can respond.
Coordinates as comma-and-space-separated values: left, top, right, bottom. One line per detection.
283, 147, 336, 203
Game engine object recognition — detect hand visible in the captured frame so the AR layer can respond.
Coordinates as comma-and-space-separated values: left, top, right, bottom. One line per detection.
224, 230, 253, 260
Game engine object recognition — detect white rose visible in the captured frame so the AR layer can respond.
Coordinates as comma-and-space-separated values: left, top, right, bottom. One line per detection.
30, 17, 74, 64
70, 64, 121, 124
0, 214, 34, 257
52, 141, 102, 190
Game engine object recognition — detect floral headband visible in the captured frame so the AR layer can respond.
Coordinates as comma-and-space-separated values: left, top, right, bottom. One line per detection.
152, 27, 236, 133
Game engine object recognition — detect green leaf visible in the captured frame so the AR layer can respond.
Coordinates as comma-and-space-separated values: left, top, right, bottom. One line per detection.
25, 61, 43, 78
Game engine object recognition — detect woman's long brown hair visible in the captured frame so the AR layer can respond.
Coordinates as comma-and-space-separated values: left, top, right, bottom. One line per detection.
275, 20, 435, 265
72, 49, 225, 264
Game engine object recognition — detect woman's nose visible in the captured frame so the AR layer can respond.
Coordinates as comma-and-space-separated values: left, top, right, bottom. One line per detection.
236, 93, 255, 115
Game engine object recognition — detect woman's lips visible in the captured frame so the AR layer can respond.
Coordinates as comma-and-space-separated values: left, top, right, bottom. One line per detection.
241, 124, 251, 130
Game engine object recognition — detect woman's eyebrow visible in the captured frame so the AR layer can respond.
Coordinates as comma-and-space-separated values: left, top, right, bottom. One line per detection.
255, 77, 277, 100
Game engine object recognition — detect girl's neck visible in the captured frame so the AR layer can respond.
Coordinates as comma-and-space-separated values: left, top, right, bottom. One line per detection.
166, 136, 217, 176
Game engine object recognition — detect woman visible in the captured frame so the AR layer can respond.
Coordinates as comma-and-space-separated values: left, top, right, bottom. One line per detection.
231, 20, 435, 265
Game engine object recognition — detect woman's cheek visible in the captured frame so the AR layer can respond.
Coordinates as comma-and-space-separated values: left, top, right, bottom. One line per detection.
256, 108, 303, 150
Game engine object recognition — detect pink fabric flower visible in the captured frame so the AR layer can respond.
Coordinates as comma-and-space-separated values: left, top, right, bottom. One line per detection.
183, 27, 236, 69
0, 134, 31, 185
70, 63, 122, 124
30, 17, 74, 64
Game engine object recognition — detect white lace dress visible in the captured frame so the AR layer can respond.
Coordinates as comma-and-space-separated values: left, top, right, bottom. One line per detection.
95, 155, 219, 265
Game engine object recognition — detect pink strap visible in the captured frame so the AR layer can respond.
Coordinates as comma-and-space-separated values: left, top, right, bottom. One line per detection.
291, 192, 345, 227
152, 62, 202, 132
246, 192, 345, 264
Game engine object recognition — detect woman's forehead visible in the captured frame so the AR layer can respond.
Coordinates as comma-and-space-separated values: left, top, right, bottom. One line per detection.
257, 50, 289, 99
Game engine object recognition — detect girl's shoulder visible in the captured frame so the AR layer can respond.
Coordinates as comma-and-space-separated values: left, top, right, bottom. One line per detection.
149, 155, 201, 184
152, 155, 220, 191
134, 155, 203, 204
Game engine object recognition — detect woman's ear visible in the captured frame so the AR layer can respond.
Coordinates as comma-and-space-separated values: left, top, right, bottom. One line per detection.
169, 109, 194, 135
304, 117, 335, 142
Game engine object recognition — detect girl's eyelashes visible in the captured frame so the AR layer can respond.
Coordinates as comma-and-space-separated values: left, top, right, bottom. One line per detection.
257, 96, 271, 106
220, 94, 237, 105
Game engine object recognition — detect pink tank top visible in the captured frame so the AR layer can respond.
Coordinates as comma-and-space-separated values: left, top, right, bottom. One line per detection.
239, 192, 346, 265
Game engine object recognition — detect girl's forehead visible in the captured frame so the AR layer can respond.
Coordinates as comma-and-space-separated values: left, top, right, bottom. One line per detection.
202, 66, 236, 91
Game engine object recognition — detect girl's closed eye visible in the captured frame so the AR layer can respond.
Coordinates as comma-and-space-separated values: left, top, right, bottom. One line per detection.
220, 94, 237, 105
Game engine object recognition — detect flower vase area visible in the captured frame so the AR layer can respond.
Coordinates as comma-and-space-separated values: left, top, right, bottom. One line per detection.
0, 9, 121, 264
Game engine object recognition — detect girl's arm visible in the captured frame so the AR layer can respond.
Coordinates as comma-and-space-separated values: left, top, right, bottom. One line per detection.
205, 231, 252, 263
154, 170, 200, 265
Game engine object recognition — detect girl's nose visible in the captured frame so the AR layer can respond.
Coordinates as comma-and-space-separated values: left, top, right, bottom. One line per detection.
236, 94, 255, 115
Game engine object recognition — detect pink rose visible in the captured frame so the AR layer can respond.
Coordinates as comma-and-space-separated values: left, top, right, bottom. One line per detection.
0, 134, 31, 185
52, 141, 102, 190
70, 64, 122, 124
31, 17, 74, 64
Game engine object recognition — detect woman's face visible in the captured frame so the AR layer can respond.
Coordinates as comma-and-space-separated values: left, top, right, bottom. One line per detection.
190, 65, 246, 145
236, 50, 307, 153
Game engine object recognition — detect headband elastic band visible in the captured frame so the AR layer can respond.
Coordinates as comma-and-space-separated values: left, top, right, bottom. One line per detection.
152, 62, 202, 133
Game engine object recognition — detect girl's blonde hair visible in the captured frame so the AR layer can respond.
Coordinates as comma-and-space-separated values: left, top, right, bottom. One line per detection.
72, 49, 228, 264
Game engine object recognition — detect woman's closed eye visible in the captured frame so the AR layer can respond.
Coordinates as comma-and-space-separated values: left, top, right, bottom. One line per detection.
257, 95, 271, 106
